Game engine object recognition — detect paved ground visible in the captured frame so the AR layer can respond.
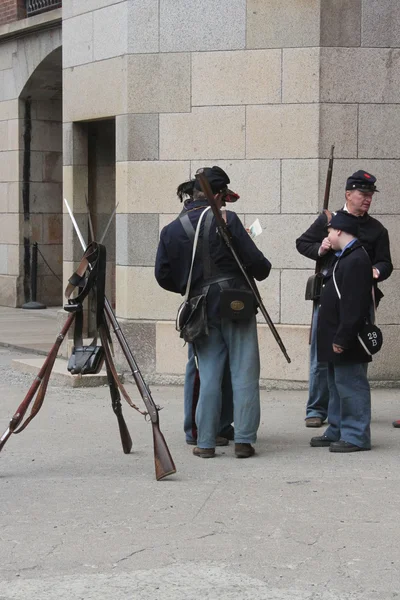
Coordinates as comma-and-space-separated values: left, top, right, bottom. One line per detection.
0, 306, 61, 355
0, 346, 400, 599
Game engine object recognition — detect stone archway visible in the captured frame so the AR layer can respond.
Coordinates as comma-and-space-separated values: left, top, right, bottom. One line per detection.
18, 46, 63, 306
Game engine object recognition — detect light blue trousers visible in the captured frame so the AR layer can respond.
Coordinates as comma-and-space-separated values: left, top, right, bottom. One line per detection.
324, 362, 371, 449
194, 316, 261, 449
183, 344, 234, 443
306, 304, 329, 420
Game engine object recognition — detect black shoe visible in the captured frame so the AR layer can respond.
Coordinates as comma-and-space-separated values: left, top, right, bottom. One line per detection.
234, 443, 255, 458
310, 435, 332, 447
219, 427, 234, 441
329, 440, 370, 453
393, 420, 400, 428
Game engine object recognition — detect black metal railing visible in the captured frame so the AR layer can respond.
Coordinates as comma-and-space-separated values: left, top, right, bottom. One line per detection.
26, 0, 62, 17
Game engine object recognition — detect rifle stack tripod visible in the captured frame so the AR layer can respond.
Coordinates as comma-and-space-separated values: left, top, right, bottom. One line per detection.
0, 203, 176, 482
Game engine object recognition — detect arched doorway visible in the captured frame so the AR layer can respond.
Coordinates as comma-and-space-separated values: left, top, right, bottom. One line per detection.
19, 46, 63, 306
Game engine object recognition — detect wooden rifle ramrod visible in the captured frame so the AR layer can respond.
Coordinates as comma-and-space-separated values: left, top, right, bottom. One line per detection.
196, 172, 291, 364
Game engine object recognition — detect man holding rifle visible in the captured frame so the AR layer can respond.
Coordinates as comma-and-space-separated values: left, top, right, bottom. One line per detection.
296, 170, 392, 428
155, 166, 271, 459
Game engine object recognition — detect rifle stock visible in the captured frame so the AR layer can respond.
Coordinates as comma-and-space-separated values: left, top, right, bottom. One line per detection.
104, 298, 176, 481
153, 424, 177, 481
195, 172, 291, 364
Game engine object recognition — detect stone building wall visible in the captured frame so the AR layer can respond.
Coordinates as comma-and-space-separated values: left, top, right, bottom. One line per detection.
61, 0, 400, 385
0, 10, 62, 306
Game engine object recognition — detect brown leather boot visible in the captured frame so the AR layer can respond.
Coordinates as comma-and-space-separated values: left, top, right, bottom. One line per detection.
234, 443, 255, 458
193, 447, 215, 458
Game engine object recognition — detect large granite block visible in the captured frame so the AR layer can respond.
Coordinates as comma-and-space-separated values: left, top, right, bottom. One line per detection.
0, 244, 8, 275
116, 114, 159, 162
0, 183, 7, 212
116, 161, 189, 214
320, 104, 358, 159
320, 0, 361, 47
63, 165, 89, 214
0, 274, 19, 307
116, 213, 159, 267
160, 107, 246, 160
247, 0, 320, 49
283, 48, 320, 103
160, 0, 246, 52
281, 160, 320, 214
249, 214, 319, 269
91, 165, 115, 213
0, 122, 8, 151
63, 0, 122, 18
374, 215, 400, 270
116, 265, 180, 320
0, 151, 19, 182
6, 119, 21, 152
0, 40, 17, 71
359, 105, 400, 159
191, 159, 280, 215
93, 2, 128, 61
128, 0, 159, 54
63, 213, 89, 262
63, 122, 88, 167
281, 269, 315, 325
6, 244, 21, 276
0, 213, 19, 245
252, 268, 280, 324
246, 105, 319, 159
31, 120, 62, 153
320, 48, 400, 103
258, 324, 309, 382
377, 270, 400, 325
63, 12, 93, 68
126, 53, 190, 114
192, 50, 281, 106
362, 0, 400, 48
1, 69, 17, 102
0, 100, 18, 122
155, 321, 187, 376
35, 244, 62, 277
63, 57, 127, 122
30, 182, 62, 214
369, 325, 400, 380
113, 319, 156, 374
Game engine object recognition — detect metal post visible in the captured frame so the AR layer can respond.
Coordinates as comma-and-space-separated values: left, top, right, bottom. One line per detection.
22, 243, 47, 309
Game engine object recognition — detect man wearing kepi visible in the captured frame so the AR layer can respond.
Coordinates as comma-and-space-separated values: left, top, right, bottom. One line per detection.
296, 170, 392, 428
155, 166, 271, 459
310, 212, 374, 452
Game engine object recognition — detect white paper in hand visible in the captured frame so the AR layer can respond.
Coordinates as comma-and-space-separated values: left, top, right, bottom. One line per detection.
248, 218, 262, 239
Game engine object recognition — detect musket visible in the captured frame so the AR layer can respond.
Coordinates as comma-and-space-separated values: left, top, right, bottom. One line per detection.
0, 313, 75, 452
322, 144, 335, 212
195, 172, 291, 364
308, 144, 335, 343
65, 199, 176, 481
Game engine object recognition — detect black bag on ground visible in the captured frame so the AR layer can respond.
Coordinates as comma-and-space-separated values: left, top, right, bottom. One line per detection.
68, 345, 105, 375
220, 288, 254, 321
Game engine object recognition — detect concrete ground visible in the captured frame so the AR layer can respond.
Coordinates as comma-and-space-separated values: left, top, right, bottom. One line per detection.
0, 341, 400, 600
